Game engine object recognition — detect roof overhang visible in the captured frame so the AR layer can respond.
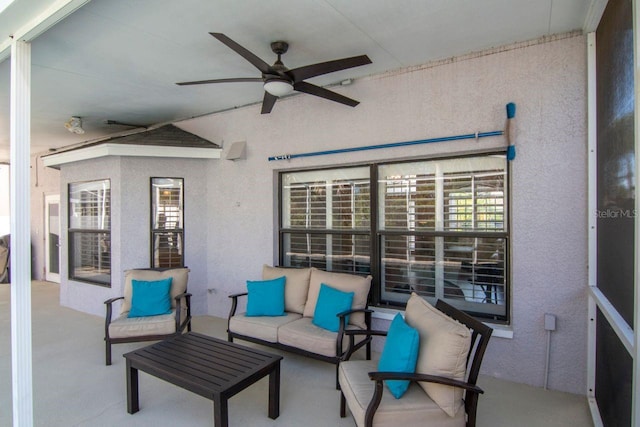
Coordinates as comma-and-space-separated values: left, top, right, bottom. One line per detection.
42, 142, 222, 169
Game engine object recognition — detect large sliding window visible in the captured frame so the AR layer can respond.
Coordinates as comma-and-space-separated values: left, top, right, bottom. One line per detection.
279, 153, 509, 320
151, 178, 184, 268
68, 179, 111, 286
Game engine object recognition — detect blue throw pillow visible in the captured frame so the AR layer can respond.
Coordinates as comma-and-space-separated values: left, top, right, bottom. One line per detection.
378, 313, 420, 398
246, 276, 286, 316
128, 278, 173, 318
312, 283, 355, 332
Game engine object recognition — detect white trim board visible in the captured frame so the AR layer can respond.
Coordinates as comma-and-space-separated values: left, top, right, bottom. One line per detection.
42, 143, 222, 168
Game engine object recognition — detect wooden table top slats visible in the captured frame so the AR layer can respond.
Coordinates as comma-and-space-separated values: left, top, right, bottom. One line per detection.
124, 333, 282, 400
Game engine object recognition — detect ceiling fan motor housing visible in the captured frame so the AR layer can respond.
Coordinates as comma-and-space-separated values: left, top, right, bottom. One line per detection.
270, 41, 289, 55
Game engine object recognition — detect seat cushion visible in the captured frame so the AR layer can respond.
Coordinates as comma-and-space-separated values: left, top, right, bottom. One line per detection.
278, 317, 365, 358
121, 268, 190, 314
262, 265, 312, 314
404, 293, 471, 417
229, 312, 302, 343
339, 360, 465, 427
303, 269, 372, 329
108, 310, 177, 338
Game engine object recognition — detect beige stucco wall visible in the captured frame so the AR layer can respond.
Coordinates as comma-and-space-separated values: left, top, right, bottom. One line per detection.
178, 33, 588, 394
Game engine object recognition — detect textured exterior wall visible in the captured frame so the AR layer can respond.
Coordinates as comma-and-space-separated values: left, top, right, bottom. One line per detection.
57, 156, 209, 317
177, 33, 588, 394
59, 156, 121, 315
118, 157, 209, 315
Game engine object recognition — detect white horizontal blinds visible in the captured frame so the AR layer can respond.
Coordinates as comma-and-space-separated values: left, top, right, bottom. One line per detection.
281, 167, 371, 273
151, 178, 184, 268
330, 179, 371, 272
69, 180, 111, 230
68, 179, 111, 285
378, 156, 508, 318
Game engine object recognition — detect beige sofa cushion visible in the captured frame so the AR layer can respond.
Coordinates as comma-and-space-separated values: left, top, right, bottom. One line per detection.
108, 310, 177, 338
121, 268, 190, 315
303, 269, 372, 329
339, 360, 465, 427
404, 293, 471, 418
262, 265, 311, 314
277, 317, 366, 358
229, 312, 302, 343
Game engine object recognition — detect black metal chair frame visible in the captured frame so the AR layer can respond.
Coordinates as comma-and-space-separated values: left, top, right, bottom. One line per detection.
340, 299, 493, 427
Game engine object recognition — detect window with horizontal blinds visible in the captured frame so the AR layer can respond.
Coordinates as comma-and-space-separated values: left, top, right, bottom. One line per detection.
151, 178, 184, 268
379, 156, 507, 319
281, 167, 371, 274
279, 153, 509, 320
68, 179, 111, 286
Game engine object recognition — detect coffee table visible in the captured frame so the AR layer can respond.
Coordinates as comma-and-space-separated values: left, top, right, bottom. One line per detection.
123, 332, 283, 426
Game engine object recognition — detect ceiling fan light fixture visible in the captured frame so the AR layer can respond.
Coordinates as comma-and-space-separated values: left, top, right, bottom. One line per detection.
263, 79, 293, 97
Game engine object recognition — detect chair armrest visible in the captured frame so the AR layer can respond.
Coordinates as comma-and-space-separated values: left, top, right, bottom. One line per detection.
344, 329, 388, 337
227, 292, 248, 328
104, 296, 124, 339
174, 292, 192, 302
368, 371, 484, 395
341, 328, 388, 361
104, 296, 124, 306
337, 308, 374, 318
228, 292, 248, 299
228, 292, 248, 313
174, 292, 192, 333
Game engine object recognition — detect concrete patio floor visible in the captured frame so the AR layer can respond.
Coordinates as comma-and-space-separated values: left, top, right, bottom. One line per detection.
0, 281, 593, 426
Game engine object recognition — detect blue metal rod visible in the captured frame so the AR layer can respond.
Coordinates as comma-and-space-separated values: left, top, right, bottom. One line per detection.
268, 130, 504, 161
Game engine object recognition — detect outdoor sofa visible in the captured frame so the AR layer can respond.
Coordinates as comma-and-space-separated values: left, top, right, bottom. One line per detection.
227, 265, 373, 386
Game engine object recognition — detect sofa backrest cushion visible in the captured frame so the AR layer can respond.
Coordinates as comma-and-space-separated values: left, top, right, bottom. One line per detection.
262, 265, 311, 314
404, 293, 471, 417
303, 269, 372, 329
121, 267, 190, 315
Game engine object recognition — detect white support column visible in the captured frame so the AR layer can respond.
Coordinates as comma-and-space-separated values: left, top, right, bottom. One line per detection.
10, 38, 33, 427
585, 32, 602, 424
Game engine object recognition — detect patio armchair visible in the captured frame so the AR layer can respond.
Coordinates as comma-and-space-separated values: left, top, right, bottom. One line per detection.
339, 294, 492, 427
104, 267, 192, 365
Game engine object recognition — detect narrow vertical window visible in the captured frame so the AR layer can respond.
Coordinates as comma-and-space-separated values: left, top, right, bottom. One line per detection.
151, 178, 184, 268
69, 179, 111, 286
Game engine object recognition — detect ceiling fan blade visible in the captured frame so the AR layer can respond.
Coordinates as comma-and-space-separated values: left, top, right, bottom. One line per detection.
261, 92, 278, 114
293, 81, 359, 107
287, 55, 372, 82
176, 77, 263, 86
210, 33, 273, 74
